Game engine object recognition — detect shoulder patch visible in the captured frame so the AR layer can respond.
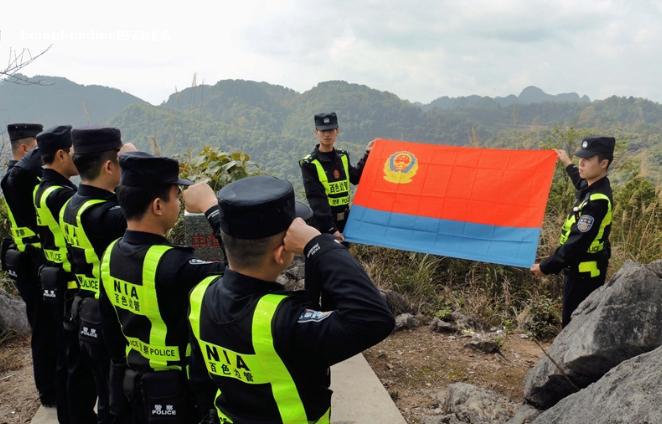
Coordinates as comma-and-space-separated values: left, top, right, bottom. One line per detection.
297, 309, 334, 323
577, 215, 595, 232
188, 258, 214, 265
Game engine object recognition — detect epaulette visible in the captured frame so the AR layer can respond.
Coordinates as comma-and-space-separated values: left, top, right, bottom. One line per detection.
299, 154, 313, 167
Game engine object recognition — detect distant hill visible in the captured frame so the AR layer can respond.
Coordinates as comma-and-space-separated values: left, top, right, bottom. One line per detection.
2, 76, 661, 184
427, 86, 591, 111
0, 74, 146, 129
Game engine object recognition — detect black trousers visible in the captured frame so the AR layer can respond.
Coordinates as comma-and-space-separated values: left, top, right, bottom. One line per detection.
14, 254, 57, 404
67, 297, 112, 424
562, 267, 607, 327
43, 289, 71, 424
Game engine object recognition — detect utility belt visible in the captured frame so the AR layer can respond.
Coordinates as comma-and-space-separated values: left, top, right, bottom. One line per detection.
1, 238, 41, 281
565, 250, 610, 279
123, 368, 192, 424
38, 263, 78, 321
73, 295, 104, 345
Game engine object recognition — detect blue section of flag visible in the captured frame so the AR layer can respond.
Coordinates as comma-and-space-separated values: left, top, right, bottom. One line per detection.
344, 205, 540, 268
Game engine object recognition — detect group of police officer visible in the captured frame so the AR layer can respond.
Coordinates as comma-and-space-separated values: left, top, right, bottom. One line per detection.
1, 112, 614, 423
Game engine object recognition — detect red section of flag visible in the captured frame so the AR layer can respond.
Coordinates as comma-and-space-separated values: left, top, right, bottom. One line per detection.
353, 139, 557, 228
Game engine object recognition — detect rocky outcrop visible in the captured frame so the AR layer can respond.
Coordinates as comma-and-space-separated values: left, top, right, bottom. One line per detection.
524, 260, 662, 409
0, 289, 30, 335
533, 344, 662, 424
423, 383, 516, 424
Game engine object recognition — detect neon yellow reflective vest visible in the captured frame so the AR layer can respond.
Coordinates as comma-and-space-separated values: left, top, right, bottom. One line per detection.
101, 240, 185, 371
3, 196, 41, 252
559, 192, 613, 277
305, 153, 351, 208
33, 184, 72, 272
60, 198, 107, 298
188, 276, 331, 424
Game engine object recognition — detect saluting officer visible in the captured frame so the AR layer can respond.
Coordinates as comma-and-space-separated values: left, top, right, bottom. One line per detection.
59, 127, 136, 423
1, 123, 57, 406
33, 125, 79, 423
299, 112, 374, 241
531, 137, 615, 327
188, 176, 394, 423
98, 151, 224, 424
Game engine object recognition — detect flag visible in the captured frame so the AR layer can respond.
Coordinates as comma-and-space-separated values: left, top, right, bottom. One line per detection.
344, 139, 557, 268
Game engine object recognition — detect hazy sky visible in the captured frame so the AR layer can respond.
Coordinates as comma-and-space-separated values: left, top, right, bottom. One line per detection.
2, 0, 661, 105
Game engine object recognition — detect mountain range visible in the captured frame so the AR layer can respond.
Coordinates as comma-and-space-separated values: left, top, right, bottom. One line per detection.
1, 74, 661, 184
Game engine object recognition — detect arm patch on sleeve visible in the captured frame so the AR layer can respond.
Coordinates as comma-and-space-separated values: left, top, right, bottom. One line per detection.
577, 215, 595, 232
297, 309, 334, 323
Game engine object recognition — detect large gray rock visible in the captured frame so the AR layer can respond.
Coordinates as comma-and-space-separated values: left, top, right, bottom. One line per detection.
506, 404, 542, 424
0, 289, 30, 335
533, 344, 662, 424
423, 383, 517, 424
524, 260, 662, 409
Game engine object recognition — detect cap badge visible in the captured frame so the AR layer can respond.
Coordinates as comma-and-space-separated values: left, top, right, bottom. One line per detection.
323, 118, 330, 124
582, 141, 588, 149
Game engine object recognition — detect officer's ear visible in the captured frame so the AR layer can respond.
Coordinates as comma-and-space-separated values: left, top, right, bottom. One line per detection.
273, 243, 287, 266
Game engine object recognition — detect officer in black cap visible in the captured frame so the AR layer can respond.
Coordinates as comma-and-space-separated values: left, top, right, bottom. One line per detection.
300, 112, 375, 241
98, 151, 224, 424
32, 125, 79, 422
188, 176, 394, 423
531, 136, 615, 327
59, 127, 137, 423
0, 123, 56, 406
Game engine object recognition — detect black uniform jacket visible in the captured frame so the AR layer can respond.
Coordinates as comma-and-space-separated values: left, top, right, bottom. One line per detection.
34, 169, 77, 263
1, 149, 43, 247
190, 234, 395, 422
66, 184, 127, 261
300, 146, 369, 233
540, 165, 613, 275
99, 208, 226, 368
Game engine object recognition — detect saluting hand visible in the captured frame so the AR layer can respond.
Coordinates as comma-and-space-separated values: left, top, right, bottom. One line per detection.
554, 149, 572, 167
182, 182, 218, 214
284, 218, 321, 254
119, 143, 138, 155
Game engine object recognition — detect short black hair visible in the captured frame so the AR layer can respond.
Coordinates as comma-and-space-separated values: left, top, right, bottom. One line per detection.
10, 137, 36, 154
41, 147, 70, 165
597, 153, 613, 170
116, 184, 173, 220
220, 230, 284, 269
73, 150, 119, 181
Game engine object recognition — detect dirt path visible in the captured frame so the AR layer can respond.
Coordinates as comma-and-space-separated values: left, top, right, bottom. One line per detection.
0, 336, 40, 424
364, 327, 548, 424
0, 329, 546, 424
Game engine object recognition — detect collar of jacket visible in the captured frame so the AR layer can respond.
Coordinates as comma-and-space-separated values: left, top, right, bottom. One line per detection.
42, 168, 77, 189
221, 268, 285, 296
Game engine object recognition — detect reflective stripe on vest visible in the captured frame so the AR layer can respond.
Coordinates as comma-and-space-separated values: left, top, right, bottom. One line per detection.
310, 154, 350, 208
101, 240, 182, 371
559, 192, 612, 254
60, 198, 106, 298
2, 196, 40, 252
34, 184, 71, 272
189, 277, 330, 424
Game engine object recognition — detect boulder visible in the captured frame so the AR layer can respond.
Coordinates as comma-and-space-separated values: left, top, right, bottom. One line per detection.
423, 383, 516, 424
524, 260, 662, 409
380, 289, 414, 315
0, 289, 30, 335
430, 317, 459, 333
533, 344, 662, 424
506, 404, 542, 424
394, 313, 419, 331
